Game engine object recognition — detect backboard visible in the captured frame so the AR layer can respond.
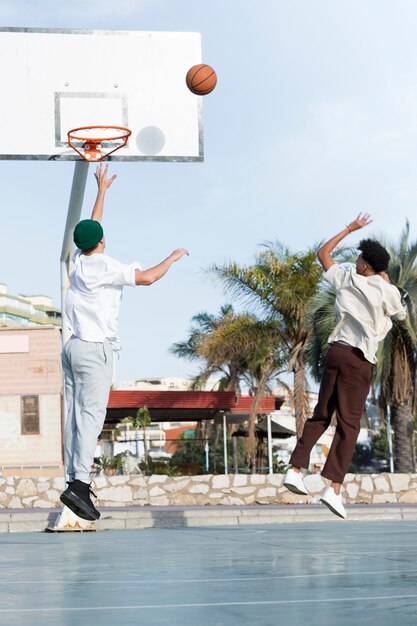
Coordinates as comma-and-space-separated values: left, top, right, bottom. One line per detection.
0, 27, 203, 161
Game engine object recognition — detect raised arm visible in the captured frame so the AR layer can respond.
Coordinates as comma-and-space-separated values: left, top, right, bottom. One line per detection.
91, 164, 117, 223
135, 249, 189, 286
317, 213, 372, 271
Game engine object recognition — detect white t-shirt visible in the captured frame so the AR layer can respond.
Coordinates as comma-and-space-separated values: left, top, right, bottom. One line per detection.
324, 263, 406, 364
64, 249, 140, 348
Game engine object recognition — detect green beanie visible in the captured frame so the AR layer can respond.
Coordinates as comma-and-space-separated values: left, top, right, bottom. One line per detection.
73, 219, 104, 251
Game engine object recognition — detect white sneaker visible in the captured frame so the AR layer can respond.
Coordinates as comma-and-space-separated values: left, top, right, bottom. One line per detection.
283, 468, 309, 496
320, 486, 347, 519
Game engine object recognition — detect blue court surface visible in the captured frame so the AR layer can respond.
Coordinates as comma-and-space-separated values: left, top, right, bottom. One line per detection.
1, 521, 417, 625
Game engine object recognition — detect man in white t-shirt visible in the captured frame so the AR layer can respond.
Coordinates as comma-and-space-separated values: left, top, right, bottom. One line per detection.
60, 165, 188, 520
284, 213, 406, 519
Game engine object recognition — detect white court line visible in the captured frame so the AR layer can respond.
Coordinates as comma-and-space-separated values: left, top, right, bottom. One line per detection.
2, 593, 417, 613
1, 567, 417, 585
328, 523, 417, 539
329, 548, 417, 555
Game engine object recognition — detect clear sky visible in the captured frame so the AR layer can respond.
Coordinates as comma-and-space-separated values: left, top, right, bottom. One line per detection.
1, 0, 417, 382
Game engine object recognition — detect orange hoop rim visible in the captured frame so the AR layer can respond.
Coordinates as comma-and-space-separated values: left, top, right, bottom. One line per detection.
67, 125, 132, 161
67, 125, 132, 142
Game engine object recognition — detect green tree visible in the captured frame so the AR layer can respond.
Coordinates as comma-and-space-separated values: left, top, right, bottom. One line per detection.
169, 430, 247, 474
172, 306, 286, 469
170, 305, 245, 392
171, 305, 258, 468
197, 312, 286, 469
211, 242, 322, 437
378, 222, 417, 471
121, 405, 152, 471
169, 433, 205, 473
373, 427, 389, 462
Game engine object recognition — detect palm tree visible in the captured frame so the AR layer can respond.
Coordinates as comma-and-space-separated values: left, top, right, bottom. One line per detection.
171, 305, 252, 465
306, 222, 417, 471
378, 222, 417, 471
211, 242, 322, 437
172, 306, 286, 468
305, 287, 337, 381
196, 312, 286, 468
170, 305, 245, 392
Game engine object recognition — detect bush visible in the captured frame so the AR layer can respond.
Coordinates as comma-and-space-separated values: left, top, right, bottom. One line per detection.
349, 428, 390, 473
169, 429, 247, 475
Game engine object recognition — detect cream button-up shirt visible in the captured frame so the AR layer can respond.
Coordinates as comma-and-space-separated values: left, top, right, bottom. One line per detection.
324, 263, 406, 364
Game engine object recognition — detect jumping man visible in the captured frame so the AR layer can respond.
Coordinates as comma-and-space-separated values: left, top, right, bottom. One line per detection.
60, 165, 188, 520
284, 214, 406, 518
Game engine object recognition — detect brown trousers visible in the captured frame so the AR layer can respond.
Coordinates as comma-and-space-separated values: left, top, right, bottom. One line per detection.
290, 343, 373, 483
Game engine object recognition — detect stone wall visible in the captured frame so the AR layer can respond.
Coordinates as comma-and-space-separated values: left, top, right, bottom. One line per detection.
0, 473, 417, 509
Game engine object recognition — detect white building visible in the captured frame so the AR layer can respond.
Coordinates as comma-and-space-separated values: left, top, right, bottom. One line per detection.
0, 282, 61, 328
0, 283, 62, 477
113, 377, 193, 392
113, 376, 222, 392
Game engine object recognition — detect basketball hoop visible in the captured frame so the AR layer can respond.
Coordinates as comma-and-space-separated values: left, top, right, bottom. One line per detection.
67, 125, 132, 161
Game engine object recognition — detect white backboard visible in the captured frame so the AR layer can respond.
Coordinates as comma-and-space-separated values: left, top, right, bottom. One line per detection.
0, 28, 203, 161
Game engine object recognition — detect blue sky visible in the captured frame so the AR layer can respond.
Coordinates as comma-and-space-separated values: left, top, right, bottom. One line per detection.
1, 0, 417, 382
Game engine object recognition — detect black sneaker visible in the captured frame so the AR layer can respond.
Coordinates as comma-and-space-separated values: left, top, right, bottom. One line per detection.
60, 480, 100, 521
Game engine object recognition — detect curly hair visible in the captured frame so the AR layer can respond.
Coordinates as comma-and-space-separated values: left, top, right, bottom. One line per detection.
358, 239, 390, 273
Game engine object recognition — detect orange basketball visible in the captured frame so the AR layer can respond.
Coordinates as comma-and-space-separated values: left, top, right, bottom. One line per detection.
186, 64, 217, 95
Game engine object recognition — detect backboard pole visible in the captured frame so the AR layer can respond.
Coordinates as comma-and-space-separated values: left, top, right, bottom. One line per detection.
48, 160, 95, 532
60, 160, 89, 343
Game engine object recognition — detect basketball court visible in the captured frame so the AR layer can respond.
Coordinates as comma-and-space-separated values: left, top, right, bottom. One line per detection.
0, 521, 416, 625
0, 23, 415, 626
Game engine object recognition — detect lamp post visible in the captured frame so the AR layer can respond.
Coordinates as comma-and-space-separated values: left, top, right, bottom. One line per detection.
386, 405, 394, 473
223, 413, 228, 475
204, 440, 209, 474
267, 414, 273, 474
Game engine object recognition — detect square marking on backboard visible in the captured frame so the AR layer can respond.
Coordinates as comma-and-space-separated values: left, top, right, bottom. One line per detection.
55, 93, 129, 146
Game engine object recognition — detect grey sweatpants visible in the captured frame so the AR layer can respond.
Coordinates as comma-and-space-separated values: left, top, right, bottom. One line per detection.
62, 336, 114, 483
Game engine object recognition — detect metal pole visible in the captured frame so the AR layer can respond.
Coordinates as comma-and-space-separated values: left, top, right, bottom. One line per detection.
60, 161, 89, 418
386, 405, 394, 473
60, 160, 89, 455
50, 161, 91, 531
204, 440, 209, 474
233, 435, 238, 474
223, 414, 228, 475
135, 429, 139, 457
60, 161, 89, 344
267, 414, 273, 474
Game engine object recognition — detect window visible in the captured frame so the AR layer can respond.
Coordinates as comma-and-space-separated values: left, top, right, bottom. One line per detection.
21, 395, 40, 435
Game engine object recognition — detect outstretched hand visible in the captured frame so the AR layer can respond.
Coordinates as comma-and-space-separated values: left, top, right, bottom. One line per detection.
347, 212, 372, 232
170, 248, 189, 262
94, 164, 117, 192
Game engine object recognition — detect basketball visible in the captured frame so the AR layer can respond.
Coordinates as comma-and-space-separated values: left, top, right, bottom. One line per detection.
186, 64, 217, 95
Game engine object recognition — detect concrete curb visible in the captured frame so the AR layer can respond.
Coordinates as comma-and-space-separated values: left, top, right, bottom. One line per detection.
0, 504, 417, 532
